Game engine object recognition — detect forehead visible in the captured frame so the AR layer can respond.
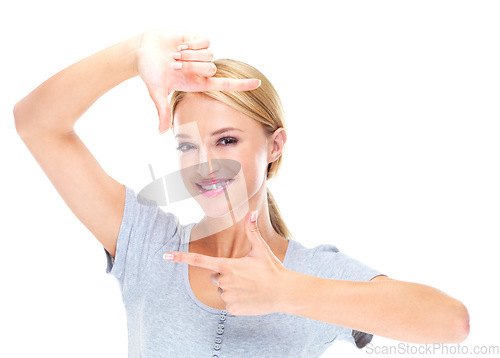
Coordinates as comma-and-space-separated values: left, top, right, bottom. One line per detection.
173, 93, 259, 135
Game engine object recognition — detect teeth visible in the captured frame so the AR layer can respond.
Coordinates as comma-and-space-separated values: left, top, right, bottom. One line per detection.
200, 180, 231, 191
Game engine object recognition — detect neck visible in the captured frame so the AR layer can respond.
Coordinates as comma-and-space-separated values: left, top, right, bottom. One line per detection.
191, 181, 285, 258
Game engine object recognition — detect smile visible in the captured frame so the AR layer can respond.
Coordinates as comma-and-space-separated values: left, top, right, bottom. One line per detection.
195, 179, 235, 198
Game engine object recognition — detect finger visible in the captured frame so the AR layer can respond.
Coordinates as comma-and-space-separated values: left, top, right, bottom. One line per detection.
164, 251, 226, 271
210, 272, 221, 287
158, 106, 172, 135
203, 77, 262, 92
171, 61, 217, 77
174, 48, 213, 62
180, 35, 210, 50
248, 210, 259, 233
245, 210, 266, 252
147, 88, 171, 134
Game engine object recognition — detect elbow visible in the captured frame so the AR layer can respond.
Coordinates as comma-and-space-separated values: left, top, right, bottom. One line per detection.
13, 99, 74, 138
447, 300, 470, 343
13, 99, 40, 139
13, 100, 27, 136
456, 302, 470, 343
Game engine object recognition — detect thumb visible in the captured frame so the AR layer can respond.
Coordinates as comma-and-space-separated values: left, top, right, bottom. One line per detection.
148, 88, 171, 134
158, 104, 172, 135
246, 210, 266, 254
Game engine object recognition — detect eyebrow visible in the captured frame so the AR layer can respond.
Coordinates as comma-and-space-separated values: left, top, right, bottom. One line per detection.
174, 127, 244, 139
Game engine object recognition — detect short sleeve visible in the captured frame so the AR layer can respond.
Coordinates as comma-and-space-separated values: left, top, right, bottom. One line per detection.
312, 244, 386, 349
103, 185, 181, 298
312, 244, 384, 282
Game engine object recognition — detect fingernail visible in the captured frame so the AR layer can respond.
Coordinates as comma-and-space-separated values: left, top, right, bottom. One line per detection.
178, 44, 188, 50
251, 211, 257, 223
172, 52, 181, 60
163, 253, 174, 260
171, 61, 182, 70
159, 128, 167, 135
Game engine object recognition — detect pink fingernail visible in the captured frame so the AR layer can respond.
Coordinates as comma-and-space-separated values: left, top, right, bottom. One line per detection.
171, 61, 182, 70
164, 253, 174, 260
172, 52, 181, 59
178, 44, 188, 50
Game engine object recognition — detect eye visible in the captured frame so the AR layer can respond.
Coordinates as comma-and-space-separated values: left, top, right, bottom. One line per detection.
175, 142, 196, 152
218, 136, 238, 146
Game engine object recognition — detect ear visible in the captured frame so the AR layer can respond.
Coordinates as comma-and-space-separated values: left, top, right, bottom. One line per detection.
268, 128, 287, 165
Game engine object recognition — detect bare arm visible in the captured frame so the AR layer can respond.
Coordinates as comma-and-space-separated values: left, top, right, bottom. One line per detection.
279, 273, 470, 344
14, 36, 140, 258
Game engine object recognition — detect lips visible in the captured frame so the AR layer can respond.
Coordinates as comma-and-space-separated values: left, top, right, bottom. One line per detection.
196, 179, 235, 191
195, 178, 235, 198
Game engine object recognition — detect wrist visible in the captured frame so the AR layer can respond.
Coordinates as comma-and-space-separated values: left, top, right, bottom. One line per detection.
120, 34, 142, 78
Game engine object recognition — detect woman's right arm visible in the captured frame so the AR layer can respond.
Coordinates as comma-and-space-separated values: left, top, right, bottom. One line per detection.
14, 35, 141, 259
13, 30, 261, 259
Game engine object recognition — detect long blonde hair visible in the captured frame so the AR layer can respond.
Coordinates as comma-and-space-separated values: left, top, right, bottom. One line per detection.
169, 59, 293, 240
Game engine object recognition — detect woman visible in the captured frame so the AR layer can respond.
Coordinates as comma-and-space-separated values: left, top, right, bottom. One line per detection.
14, 29, 469, 357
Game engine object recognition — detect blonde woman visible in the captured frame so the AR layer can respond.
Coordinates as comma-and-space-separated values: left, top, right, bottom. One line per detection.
14, 30, 469, 357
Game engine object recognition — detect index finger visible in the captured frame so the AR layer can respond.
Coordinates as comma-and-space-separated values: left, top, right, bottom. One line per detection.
164, 251, 227, 271
203, 77, 261, 92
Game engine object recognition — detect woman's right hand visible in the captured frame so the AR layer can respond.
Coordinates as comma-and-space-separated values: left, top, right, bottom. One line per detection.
135, 30, 261, 134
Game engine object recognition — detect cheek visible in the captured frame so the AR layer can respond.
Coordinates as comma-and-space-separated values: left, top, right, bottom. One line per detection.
178, 153, 200, 172
239, 151, 267, 187
177, 155, 201, 186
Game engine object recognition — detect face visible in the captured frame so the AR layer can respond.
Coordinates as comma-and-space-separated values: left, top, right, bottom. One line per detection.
172, 93, 284, 218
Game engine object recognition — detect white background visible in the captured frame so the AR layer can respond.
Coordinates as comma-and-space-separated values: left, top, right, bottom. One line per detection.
1, 1, 499, 357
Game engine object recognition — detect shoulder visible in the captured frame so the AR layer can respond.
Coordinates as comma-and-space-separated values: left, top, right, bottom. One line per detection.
290, 241, 382, 282
124, 184, 194, 245
294, 241, 342, 263
286, 241, 340, 275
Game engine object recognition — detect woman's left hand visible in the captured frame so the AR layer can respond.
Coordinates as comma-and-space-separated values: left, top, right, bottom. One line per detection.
163, 210, 292, 316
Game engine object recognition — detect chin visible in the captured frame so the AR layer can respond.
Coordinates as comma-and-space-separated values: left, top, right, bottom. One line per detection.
199, 201, 237, 218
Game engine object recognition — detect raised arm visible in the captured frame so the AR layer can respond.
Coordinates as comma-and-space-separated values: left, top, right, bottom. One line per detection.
14, 35, 140, 259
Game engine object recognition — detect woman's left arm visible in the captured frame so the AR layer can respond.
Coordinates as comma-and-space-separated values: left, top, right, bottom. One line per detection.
278, 272, 470, 344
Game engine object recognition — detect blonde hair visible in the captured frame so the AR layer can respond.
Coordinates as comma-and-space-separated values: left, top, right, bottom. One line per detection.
169, 59, 293, 240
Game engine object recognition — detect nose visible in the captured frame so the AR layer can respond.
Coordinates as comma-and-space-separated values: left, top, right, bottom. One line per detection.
197, 146, 219, 178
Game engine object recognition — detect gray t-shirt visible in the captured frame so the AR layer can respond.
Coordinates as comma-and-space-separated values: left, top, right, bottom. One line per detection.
104, 185, 384, 357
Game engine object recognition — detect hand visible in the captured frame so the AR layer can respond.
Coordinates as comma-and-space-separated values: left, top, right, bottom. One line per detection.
135, 30, 261, 134
163, 210, 291, 316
